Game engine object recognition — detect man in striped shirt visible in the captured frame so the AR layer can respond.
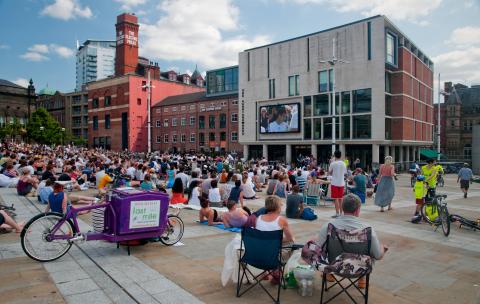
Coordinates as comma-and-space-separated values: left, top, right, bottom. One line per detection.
296, 170, 307, 192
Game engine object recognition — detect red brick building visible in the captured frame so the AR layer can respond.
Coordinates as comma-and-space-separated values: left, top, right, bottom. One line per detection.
87, 13, 204, 152
152, 92, 242, 154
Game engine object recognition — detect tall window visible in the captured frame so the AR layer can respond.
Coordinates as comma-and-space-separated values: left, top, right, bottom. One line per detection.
385, 72, 392, 93
304, 119, 311, 140
231, 132, 238, 142
342, 116, 350, 139
269, 79, 276, 99
219, 114, 226, 128
156, 135, 161, 143
353, 88, 372, 113
172, 134, 177, 143
172, 118, 177, 126
318, 70, 328, 92
231, 113, 238, 122
353, 115, 371, 139
341, 92, 350, 114
104, 96, 111, 107
190, 133, 195, 142
156, 120, 161, 128
209, 115, 215, 128
181, 134, 186, 142
92, 98, 99, 108
105, 114, 111, 129
209, 132, 215, 141
314, 94, 329, 115
386, 32, 397, 66
220, 132, 226, 141
288, 75, 299, 96
199, 133, 205, 146
190, 116, 195, 125
163, 119, 168, 127
328, 69, 334, 92
181, 117, 186, 126
93, 116, 98, 130
304, 96, 312, 117
199, 116, 205, 129
164, 134, 169, 143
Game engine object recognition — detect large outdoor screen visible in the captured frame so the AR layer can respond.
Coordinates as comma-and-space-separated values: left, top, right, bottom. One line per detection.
259, 103, 300, 134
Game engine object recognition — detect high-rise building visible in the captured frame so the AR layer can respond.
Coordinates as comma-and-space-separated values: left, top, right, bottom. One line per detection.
239, 15, 434, 169
76, 40, 116, 91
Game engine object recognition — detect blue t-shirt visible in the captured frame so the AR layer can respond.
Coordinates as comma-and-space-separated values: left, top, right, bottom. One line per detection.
38, 186, 53, 204
48, 192, 65, 214
458, 167, 473, 181
141, 181, 154, 190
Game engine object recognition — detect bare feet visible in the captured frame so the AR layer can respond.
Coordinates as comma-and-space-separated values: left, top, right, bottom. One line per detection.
15, 221, 25, 233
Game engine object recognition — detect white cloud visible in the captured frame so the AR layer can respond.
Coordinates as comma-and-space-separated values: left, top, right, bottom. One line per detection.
20, 52, 49, 62
41, 0, 92, 20
0, 44, 9, 50
20, 43, 74, 61
115, 0, 147, 10
445, 26, 480, 47
140, 0, 270, 69
433, 47, 480, 85
13, 78, 30, 88
277, 0, 442, 24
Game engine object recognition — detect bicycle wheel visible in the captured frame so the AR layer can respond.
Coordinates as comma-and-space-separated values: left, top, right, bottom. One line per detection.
159, 215, 184, 246
439, 206, 450, 237
21, 213, 76, 262
421, 202, 437, 225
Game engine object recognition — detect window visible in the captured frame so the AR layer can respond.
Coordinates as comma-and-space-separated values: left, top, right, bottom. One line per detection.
105, 114, 111, 129
464, 144, 472, 159
181, 134, 186, 142
385, 118, 392, 140
172, 107, 177, 112
328, 69, 334, 92
181, 117, 186, 126
288, 75, 299, 96
323, 117, 332, 139
137, 98, 141, 105
353, 115, 371, 139
386, 32, 397, 66
104, 96, 111, 107
181, 106, 186, 111
164, 134, 169, 143
190, 133, 195, 142
199, 116, 205, 129
163, 119, 169, 127
314, 118, 321, 139
232, 99, 238, 105
332, 93, 340, 115
172, 134, 177, 143
342, 116, 350, 139
304, 119, 311, 140
352, 88, 372, 113
172, 118, 177, 126
190, 104, 195, 110
156, 120, 161, 128
220, 114, 226, 128
209, 132, 215, 141
319, 70, 328, 92
209, 115, 215, 128
269, 79, 276, 99
304, 96, 312, 117
367, 21, 372, 60
206, 66, 238, 95
231, 132, 238, 141
220, 132, 226, 141
385, 95, 392, 116
385, 72, 391, 93
341, 92, 350, 114
231, 113, 238, 122
314, 94, 329, 115
156, 135, 161, 143
190, 116, 195, 125
164, 108, 169, 113
93, 116, 98, 130
92, 98, 99, 108
199, 133, 205, 146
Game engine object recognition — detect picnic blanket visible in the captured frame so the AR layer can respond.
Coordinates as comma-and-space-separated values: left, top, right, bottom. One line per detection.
198, 220, 242, 233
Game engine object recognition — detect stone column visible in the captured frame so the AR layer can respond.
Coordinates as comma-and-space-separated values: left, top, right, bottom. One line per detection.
243, 145, 249, 160
406, 146, 411, 163
339, 144, 346, 158
311, 144, 317, 159
262, 144, 268, 159
385, 145, 390, 158
391, 146, 396, 162
286, 144, 292, 164
417, 147, 421, 160
399, 146, 404, 171
372, 144, 380, 170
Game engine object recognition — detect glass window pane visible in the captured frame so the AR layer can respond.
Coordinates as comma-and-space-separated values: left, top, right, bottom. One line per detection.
304, 96, 312, 117
342, 92, 350, 114
386, 33, 396, 65
304, 119, 311, 140
353, 88, 372, 113
324, 117, 332, 139
331, 93, 340, 115
295, 75, 300, 95
313, 118, 322, 139
385, 72, 391, 93
314, 94, 329, 115
353, 115, 371, 139
385, 118, 391, 140
385, 95, 392, 116
328, 69, 334, 91
342, 116, 350, 139
319, 71, 328, 92
289, 76, 295, 96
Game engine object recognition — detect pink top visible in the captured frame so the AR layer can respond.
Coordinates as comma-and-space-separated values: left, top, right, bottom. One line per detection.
379, 164, 395, 177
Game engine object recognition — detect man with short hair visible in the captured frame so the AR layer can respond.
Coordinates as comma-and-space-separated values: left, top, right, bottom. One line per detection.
457, 163, 473, 198
175, 166, 189, 190
296, 170, 307, 192
329, 151, 347, 218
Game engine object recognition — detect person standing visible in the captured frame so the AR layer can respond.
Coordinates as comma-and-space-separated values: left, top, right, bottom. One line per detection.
328, 150, 347, 218
374, 156, 396, 212
457, 163, 473, 198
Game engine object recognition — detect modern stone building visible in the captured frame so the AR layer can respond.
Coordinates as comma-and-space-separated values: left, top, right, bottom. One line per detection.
64, 91, 89, 142
76, 40, 116, 91
238, 15, 434, 168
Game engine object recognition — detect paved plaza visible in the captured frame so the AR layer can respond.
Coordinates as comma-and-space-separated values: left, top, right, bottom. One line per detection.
1, 174, 479, 304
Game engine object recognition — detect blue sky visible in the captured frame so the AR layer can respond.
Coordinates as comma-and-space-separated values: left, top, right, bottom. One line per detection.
1, 0, 479, 96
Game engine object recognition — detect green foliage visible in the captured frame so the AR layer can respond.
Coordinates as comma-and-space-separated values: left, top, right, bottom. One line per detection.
27, 108, 63, 145
0, 120, 25, 140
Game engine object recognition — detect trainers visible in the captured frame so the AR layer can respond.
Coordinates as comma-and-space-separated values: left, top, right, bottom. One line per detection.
331, 214, 338, 218
464, 193, 467, 198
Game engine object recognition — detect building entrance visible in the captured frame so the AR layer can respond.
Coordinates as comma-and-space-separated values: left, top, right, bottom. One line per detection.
345, 144, 372, 171
292, 145, 311, 166
248, 145, 263, 160
268, 145, 286, 162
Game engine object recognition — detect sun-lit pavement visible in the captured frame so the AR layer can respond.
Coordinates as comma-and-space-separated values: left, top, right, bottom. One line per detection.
1, 174, 479, 303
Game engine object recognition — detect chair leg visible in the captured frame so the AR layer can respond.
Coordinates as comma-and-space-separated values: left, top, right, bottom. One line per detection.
364, 274, 370, 304
320, 273, 326, 304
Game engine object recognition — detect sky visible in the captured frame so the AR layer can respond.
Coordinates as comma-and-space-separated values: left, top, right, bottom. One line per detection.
0, 0, 479, 100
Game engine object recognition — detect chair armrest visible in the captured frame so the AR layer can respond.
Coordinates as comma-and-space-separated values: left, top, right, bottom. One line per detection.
282, 243, 304, 251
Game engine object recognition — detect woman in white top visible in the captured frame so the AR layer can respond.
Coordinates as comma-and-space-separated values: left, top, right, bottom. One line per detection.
188, 185, 202, 206
241, 176, 257, 199
208, 179, 223, 207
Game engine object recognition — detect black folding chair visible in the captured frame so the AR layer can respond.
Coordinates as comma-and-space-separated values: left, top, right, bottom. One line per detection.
320, 224, 373, 304
236, 227, 290, 303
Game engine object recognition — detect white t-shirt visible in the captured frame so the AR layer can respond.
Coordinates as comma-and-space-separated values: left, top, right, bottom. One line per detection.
268, 121, 288, 132
329, 160, 347, 187
208, 188, 222, 203
189, 187, 201, 206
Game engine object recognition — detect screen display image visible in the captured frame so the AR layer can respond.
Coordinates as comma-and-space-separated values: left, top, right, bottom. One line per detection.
259, 103, 300, 134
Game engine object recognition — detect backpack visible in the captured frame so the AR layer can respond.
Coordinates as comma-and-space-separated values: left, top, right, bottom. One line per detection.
300, 208, 317, 221
425, 204, 439, 222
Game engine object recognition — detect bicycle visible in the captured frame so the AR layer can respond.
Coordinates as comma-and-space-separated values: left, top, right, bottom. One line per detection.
0, 203, 17, 218
449, 214, 480, 231
21, 188, 184, 262
420, 189, 450, 236
437, 173, 444, 187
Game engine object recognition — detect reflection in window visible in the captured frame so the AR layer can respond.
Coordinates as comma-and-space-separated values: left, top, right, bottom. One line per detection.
314, 94, 329, 115
353, 115, 371, 139
342, 92, 350, 114
314, 118, 322, 139
304, 96, 312, 117
353, 88, 372, 113
304, 119, 311, 140
342, 116, 350, 139
386, 32, 397, 65
318, 70, 328, 92
328, 69, 334, 91
324, 117, 332, 139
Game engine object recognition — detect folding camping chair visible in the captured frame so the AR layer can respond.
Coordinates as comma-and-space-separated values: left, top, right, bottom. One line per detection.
303, 183, 323, 206
236, 227, 299, 303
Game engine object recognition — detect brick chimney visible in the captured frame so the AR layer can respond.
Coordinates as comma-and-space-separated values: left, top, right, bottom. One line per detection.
115, 13, 139, 76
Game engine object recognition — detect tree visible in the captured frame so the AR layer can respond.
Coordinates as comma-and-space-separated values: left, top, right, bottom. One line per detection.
27, 108, 63, 145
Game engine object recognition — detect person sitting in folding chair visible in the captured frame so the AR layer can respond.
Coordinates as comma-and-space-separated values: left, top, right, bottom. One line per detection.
302, 194, 388, 304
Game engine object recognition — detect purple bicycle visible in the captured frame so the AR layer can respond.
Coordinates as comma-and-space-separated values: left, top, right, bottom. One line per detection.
21, 188, 184, 262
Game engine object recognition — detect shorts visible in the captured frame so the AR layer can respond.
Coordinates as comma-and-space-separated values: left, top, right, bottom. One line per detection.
416, 198, 424, 205
331, 185, 344, 199
460, 180, 470, 190
0, 212, 4, 225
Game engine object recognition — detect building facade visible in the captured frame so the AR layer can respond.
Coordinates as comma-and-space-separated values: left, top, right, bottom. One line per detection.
76, 40, 116, 91
239, 15, 434, 168
37, 89, 66, 127
442, 82, 480, 161
64, 91, 89, 142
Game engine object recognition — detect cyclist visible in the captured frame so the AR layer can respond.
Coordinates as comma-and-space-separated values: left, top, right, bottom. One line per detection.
421, 159, 438, 199
435, 160, 445, 186
411, 175, 427, 223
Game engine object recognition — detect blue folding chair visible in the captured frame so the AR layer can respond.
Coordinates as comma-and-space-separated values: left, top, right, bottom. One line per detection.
236, 228, 294, 303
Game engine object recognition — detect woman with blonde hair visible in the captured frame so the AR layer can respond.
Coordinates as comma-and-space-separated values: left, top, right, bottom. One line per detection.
374, 155, 397, 212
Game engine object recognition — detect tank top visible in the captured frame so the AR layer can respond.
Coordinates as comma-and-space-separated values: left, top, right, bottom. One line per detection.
256, 215, 282, 231
48, 192, 65, 214
228, 186, 241, 203
274, 183, 286, 198
208, 188, 221, 203
189, 187, 201, 206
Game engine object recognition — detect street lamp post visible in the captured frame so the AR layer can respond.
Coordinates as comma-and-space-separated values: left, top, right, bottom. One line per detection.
437, 73, 450, 162
61, 127, 65, 146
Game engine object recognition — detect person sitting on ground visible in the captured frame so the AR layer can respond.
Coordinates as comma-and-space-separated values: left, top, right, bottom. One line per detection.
273, 174, 288, 199
349, 168, 367, 204
286, 185, 309, 219
38, 177, 55, 204
0, 209, 24, 233
266, 173, 279, 195
258, 169, 267, 187
201, 172, 216, 199
313, 194, 387, 288
241, 175, 258, 199
199, 197, 223, 226
17, 167, 39, 196
252, 170, 262, 192
208, 179, 224, 207
3, 163, 18, 178
188, 180, 202, 206
46, 180, 70, 214
170, 177, 188, 204
295, 170, 307, 192
140, 174, 155, 191
223, 200, 250, 228
228, 179, 245, 208
40, 164, 55, 181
